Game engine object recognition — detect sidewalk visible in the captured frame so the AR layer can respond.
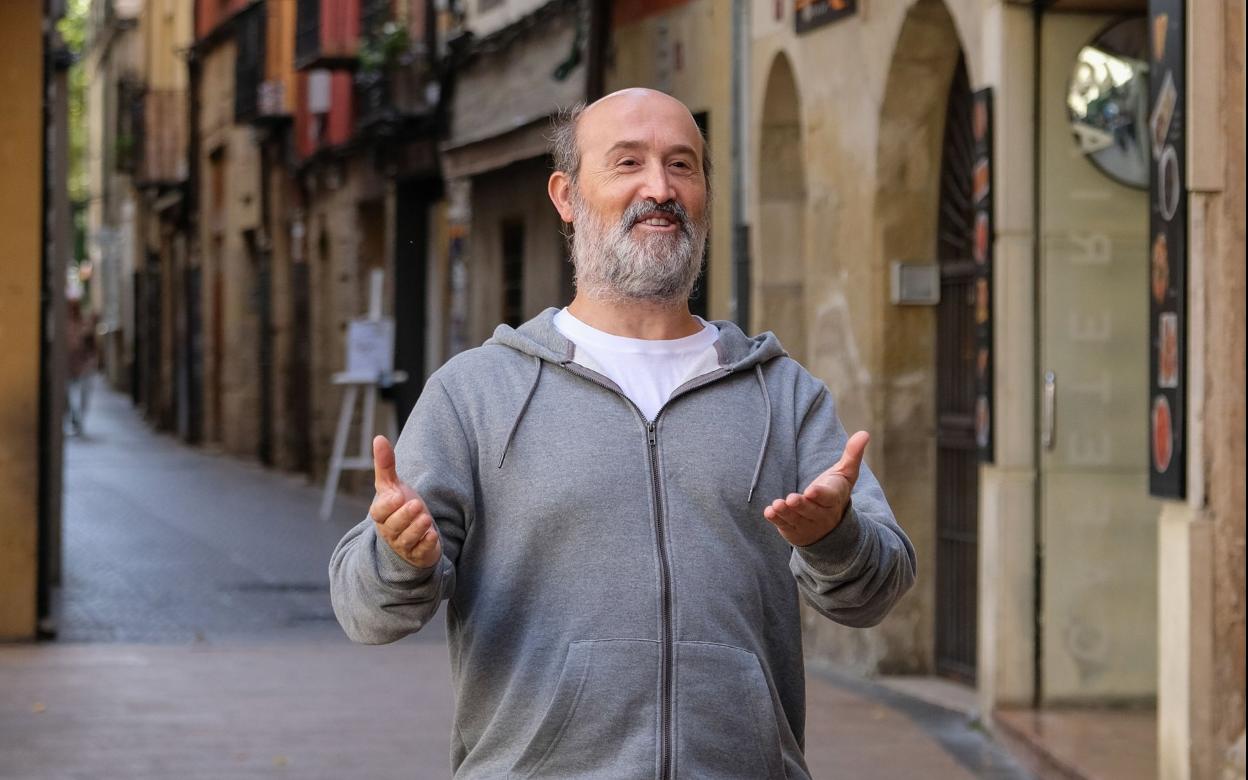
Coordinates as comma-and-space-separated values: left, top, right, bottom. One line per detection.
0, 385, 1030, 779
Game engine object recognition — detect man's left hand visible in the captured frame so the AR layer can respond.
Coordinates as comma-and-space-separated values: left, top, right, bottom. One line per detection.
763, 431, 870, 547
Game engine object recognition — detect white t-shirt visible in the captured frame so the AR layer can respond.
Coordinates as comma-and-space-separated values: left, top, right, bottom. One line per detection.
553, 308, 721, 422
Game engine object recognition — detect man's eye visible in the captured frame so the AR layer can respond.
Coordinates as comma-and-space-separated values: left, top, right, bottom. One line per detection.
618, 159, 639, 167
670, 161, 691, 170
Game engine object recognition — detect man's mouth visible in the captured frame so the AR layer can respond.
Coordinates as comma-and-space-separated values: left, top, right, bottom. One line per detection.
632, 211, 681, 230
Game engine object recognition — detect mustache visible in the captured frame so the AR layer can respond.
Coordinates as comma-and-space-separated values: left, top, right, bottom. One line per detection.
618, 199, 692, 236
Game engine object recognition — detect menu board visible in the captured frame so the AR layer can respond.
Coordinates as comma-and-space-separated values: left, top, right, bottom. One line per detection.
973, 88, 995, 463
1147, 0, 1186, 498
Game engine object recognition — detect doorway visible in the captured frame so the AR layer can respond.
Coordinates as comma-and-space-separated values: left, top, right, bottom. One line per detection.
1037, 12, 1158, 704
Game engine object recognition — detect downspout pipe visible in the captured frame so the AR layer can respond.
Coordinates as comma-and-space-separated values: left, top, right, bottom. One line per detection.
730, 0, 750, 328
585, 0, 611, 101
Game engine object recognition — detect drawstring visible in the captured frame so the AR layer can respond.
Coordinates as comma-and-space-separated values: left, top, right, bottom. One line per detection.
498, 357, 543, 469
747, 364, 771, 503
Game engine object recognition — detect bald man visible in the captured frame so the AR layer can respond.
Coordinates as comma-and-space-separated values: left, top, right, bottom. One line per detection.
330, 88, 916, 779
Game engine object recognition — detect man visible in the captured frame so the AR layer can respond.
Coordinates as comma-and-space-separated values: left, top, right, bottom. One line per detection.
330, 88, 916, 779
65, 293, 97, 436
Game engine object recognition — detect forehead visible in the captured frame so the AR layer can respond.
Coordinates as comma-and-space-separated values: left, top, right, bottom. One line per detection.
578, 94, 703, 160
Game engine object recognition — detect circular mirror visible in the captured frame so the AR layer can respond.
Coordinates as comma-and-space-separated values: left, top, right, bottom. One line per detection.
1067, 17, 1150, 189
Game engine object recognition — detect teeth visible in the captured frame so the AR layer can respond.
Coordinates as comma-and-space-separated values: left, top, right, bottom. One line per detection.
641, 218, 672, 226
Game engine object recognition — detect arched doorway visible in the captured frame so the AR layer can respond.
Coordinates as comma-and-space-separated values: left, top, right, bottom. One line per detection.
755, 54, 806, 364
872, 0, 969, 676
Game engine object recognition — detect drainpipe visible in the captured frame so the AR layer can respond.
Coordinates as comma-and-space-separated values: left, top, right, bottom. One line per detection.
730, 0, 750, 328
585, 0, 611, 101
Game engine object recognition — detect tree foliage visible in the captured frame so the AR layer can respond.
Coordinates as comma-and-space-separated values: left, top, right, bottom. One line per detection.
58, 0, 90, 205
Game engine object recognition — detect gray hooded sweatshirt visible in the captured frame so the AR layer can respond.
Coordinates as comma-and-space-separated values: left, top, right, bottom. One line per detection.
330, 307, 916, 779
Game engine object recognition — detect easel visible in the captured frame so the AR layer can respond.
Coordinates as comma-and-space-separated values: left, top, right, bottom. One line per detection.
319, 270, 408, 521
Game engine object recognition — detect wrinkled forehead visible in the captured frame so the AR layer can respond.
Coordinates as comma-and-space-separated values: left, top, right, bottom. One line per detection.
578, 94, 705, 162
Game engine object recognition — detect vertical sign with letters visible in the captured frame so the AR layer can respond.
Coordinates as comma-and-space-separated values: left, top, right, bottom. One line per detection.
972, 88, 995, 463
1147, 0, 1186, 497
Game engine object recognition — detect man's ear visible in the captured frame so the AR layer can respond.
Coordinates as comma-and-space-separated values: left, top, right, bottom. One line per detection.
548, 171, 576, 223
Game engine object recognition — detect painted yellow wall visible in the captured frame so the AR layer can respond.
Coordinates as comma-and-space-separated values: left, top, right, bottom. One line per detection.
607, 0, 734, 321
142, 0, 192, 91
266, 0, 297, 113
0, 1, 44, 640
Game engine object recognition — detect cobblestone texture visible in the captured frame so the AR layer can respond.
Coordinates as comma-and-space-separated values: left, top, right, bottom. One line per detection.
53, 386, 444, 645
0, 385, 1029, 778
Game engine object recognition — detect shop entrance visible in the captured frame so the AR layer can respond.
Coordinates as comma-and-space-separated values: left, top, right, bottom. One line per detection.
1037, 11, 1160, 704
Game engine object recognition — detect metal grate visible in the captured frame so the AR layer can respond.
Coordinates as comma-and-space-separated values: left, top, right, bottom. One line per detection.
934, 54, 979, 685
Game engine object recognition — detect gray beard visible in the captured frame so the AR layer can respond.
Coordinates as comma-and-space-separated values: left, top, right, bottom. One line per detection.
569, 194, 708, 305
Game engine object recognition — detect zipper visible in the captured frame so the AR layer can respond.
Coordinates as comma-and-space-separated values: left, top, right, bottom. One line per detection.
646, 418, 673, 780
560, 361, 733, 780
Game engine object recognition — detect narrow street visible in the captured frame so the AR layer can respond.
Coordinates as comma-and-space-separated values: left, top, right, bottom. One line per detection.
0, 385, 1030, 779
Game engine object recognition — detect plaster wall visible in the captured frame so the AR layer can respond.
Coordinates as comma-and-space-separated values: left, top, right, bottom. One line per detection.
198, 41, 264, 455
1202, 1, 1246, 768
466, 0, 555, 39
0, 1, 44, 641
467, 157, 567, 345
142, 0, 192, 92
303, 158, 388, 486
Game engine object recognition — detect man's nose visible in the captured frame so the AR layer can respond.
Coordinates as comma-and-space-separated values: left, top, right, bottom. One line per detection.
636, 160, 677, 204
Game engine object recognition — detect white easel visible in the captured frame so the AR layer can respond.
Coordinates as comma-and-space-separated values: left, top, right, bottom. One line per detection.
319, 270, 408, 521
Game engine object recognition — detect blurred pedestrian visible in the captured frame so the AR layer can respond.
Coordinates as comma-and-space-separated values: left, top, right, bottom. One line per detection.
65, 294, 97, 436
330, 88, 916, 779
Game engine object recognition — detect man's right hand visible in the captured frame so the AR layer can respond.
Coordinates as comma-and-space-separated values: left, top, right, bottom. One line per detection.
369, 435, 442, 569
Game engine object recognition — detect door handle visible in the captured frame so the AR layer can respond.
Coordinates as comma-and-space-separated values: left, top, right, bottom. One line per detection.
1042, 371, 1056, 451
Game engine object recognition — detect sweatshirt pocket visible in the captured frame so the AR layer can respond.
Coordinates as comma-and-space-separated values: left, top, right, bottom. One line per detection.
511, 639, 659, 779
674, 641, 786, 779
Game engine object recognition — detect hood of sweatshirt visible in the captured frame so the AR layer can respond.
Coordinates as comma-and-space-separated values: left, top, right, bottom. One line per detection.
484, 307, 789, 501
484, 306, 788, 372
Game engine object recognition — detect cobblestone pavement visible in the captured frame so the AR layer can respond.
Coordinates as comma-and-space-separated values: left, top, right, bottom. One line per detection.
0, 384, 1030, 779
52, 384, 438, 645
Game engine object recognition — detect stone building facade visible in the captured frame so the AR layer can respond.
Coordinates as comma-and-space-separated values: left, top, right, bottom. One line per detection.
747, 1, 1244, 776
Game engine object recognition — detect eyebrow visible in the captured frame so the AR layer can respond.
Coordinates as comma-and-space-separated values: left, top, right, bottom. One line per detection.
604, 140, 700, 160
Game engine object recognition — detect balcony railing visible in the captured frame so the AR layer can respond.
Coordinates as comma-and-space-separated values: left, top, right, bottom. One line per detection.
353, 2, 437, 133
354, 57, 437, 133
295, 0, 360, 71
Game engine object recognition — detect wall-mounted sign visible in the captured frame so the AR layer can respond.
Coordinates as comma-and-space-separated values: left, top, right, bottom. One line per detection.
972, 87, 995, 463
795, 0, 857, 34
1147, 0, 1186, 498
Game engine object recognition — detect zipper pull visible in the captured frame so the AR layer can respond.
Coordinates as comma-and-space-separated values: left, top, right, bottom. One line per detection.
647, 423, 656, 447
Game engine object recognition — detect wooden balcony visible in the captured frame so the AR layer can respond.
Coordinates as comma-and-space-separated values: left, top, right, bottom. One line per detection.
295, 0, 360, 71
139, 89, 188, 185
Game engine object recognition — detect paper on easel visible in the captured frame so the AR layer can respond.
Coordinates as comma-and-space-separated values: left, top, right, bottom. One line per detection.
345, 318, 394, 381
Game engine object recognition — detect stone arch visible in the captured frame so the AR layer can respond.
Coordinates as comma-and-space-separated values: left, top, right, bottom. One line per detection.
755, 52, 807, 364
871, 0, 967, 673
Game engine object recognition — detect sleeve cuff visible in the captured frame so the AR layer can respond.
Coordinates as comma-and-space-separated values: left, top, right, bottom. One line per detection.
373, 530, 439, 587
795, 503, 869, 572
